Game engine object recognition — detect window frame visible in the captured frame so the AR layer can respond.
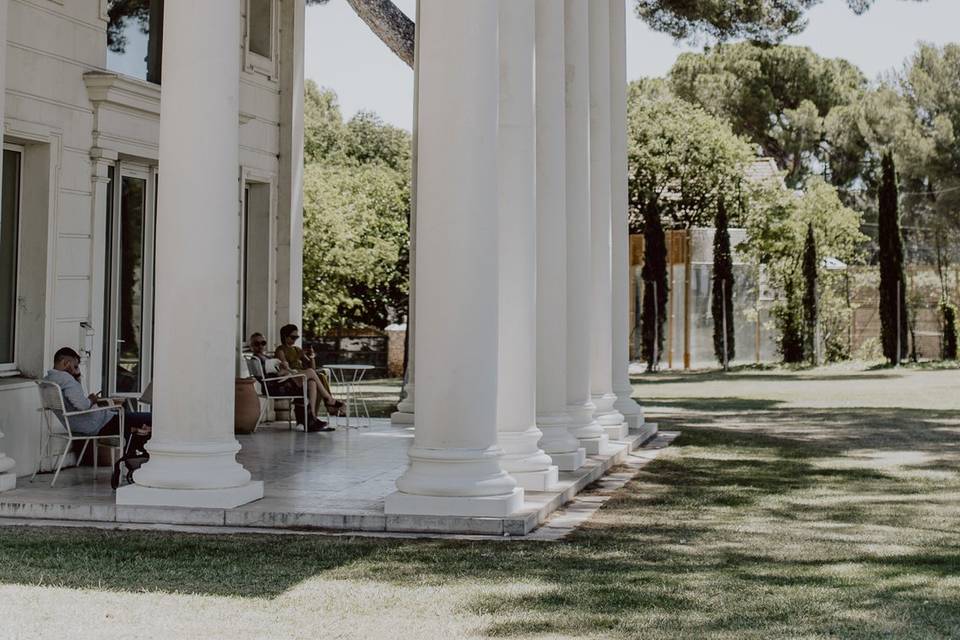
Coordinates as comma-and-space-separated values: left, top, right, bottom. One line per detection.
244, 0, 279, 79
0, 144, 24, 374
104, 162, 157, 397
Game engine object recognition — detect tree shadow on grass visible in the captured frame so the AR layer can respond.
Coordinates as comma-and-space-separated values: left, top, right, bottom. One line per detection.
631, 369, 903, 385
0, 404, 958, 638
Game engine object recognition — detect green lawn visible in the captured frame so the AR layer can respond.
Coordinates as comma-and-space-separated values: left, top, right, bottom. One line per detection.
1, 366, 958, 639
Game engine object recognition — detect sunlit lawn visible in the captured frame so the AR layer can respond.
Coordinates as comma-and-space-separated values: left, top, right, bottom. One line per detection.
0, 365, 958, 639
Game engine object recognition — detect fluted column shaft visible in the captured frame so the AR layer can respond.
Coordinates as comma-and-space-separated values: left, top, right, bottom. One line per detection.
587, 0, 626, 440
386, 0, 522, 517
392, 0, 420, 425
534, 0, 586, 471
609, 0, 644, 428
564, 0, 608, 455
496, 0, 558, 491
118, 0, 263, 508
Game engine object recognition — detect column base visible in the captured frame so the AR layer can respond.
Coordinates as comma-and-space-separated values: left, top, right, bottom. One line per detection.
0, 472, 15, 493
390, 411, 415, 425
548, 448, 587, 472
603, 422, 629, 441
116, 481, 264, 509
631, 421, 658, 444
579, 433, 609, 455
622, 413, 645, 431
385, 487, 524, 517
511, 466, 559, 492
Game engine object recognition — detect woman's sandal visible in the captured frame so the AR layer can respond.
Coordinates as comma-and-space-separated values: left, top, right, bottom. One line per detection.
327, 402, 346, 416
326, 400, 346, 417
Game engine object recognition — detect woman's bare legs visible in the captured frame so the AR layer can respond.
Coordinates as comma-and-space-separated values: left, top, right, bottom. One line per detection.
300, 368, 336, 406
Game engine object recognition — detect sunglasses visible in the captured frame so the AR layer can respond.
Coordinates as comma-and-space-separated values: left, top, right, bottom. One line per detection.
253, 340, 267, 346
288, 335, 300, 341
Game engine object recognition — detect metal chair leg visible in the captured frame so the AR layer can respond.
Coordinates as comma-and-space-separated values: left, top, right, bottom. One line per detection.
51, 445, 71, 488
31, 416, 46, 482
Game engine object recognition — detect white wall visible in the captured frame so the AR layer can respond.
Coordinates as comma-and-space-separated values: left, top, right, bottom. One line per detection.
0, 0, 304, 478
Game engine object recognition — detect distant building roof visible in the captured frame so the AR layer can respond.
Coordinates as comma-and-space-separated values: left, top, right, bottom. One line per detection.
744, 157, 783, 185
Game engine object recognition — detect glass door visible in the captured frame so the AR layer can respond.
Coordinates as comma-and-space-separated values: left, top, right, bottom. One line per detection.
106, 163, 156, 396
0, 145, 23, 372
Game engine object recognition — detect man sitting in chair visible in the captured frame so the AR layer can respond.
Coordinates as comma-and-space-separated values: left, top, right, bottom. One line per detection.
43, 347, 152, 437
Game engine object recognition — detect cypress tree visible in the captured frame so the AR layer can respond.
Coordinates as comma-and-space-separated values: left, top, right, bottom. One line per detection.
711, 197, 735, 368
802, 223, 818, 364
878, 152, 908, 364
641, 200, 668, 371
941, 298, 958, 360
779, 281, 805, 364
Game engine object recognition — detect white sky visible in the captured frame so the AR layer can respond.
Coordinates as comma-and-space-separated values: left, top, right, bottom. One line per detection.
304, 0, 960, 131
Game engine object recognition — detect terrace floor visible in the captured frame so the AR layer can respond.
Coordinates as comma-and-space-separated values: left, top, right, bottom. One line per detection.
0, 418, 658, 536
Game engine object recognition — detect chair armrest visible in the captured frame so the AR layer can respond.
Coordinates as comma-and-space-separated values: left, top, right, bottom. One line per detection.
61, 405, 119, 418
264, 373, 307, 384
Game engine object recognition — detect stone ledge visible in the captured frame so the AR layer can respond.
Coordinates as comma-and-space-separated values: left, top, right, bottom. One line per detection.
0, 430, 666, 537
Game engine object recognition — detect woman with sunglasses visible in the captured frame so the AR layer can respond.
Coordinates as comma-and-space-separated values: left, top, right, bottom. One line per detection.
274, 324, 345, 419
248, 333, 332, 432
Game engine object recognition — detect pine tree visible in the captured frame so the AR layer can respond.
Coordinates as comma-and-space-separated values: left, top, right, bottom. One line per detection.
878, 152, 907, 364
641, 201, 668, 371
802, 223, 818, 364
711, 197, 735, 368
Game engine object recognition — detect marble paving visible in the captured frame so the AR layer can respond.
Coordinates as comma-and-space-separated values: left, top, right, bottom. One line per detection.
0, 418, 662, 536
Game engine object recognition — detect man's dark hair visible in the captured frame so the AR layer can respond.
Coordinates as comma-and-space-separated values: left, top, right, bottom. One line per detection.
249, 332, 264, 341
53, 347, 81, 365
280, 324, 299, 341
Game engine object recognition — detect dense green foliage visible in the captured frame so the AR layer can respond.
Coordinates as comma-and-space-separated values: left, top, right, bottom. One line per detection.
641, 202, 668, 371
627, 80, 754, 230
878, 153, 908, 364
632, 0, 926, 44
802, 223, 818, 363
741, 179, 865, 363
711, 198, 735, 367
669, 43, 866, 190
301, 82, 411, 335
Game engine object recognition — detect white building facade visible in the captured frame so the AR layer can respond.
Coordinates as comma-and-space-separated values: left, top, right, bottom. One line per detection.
0, 0, 303, 493
0, 0, 650, 520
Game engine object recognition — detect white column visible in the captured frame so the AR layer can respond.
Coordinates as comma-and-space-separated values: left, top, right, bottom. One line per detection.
277, 0, 306, 331
391, 0, 419, 426
0, 0, 16, 493
117, 0, 263, 508
564, 0, 609, 455
535, 0, 586, 472
497, 0, 558, 491
609, 0, 644, 430
588, 0, 626, 441
385, 0, 523, 517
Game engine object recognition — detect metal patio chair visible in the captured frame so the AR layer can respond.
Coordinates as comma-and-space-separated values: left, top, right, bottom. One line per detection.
244, 356, 310, 432
33, 380, 126, 487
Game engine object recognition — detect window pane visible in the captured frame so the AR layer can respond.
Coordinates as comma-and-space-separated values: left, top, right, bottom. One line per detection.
249, 0, 273, 58
106, 0, 164, 84
117, 176, 146, 393
0, 150, 20, 364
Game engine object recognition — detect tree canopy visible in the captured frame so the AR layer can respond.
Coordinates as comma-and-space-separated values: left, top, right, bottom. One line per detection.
668, 43, 867, 189
301, 83, 411, 336
633, 0, 928, 44
304, 0, 926, 72
627, 80, 754, 230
